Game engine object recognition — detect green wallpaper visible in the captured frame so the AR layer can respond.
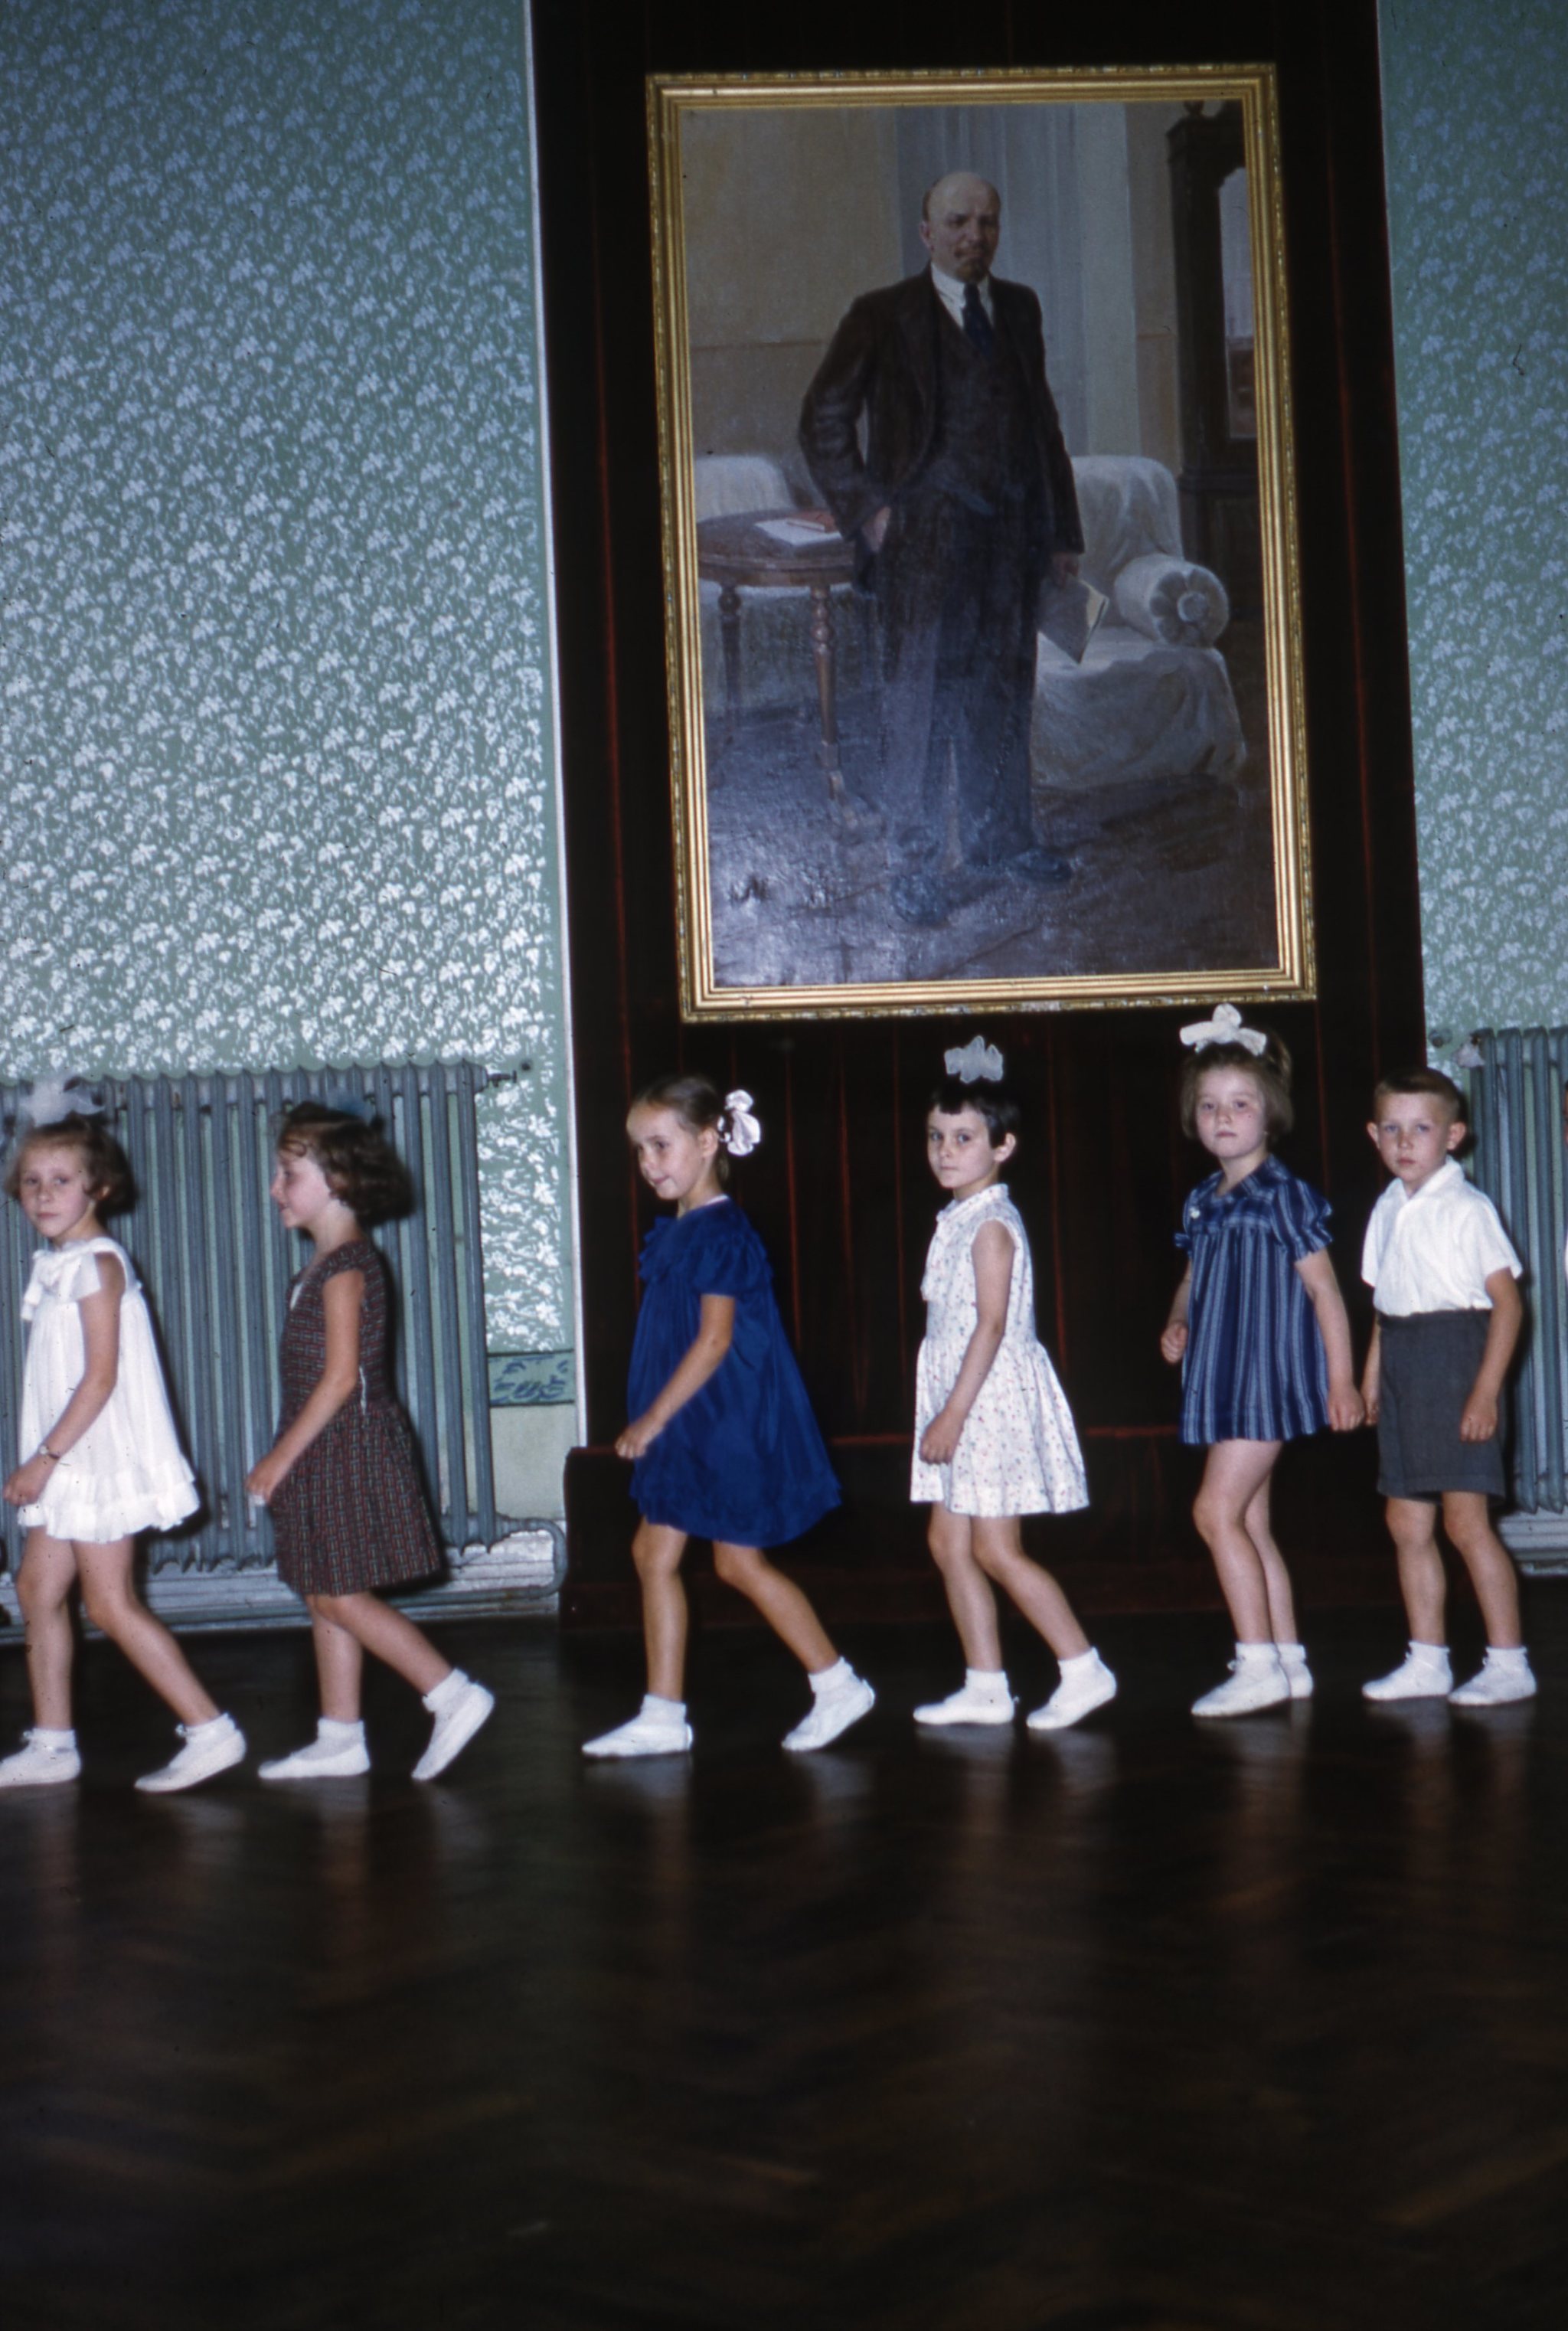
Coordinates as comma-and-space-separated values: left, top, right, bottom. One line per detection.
1380, 0, 1568, 1046
0, 0, 570, 1357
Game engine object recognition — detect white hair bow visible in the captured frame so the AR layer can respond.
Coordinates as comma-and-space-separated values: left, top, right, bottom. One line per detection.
945, 1037, 1004, 1084
17, 1072, 104, 1129
721, 1089, 763, 1156
1178, 1003, 1266, 1058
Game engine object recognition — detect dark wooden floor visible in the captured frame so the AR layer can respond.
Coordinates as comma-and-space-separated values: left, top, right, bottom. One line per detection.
3, 1594, 1568, 2330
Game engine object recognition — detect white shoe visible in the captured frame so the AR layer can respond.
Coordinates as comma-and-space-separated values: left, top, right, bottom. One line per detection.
413, 1677, 495, 1781
1277, 1643, 1315, 1701
1192, 1649, 1290, 1719
913, 1675, 1015, 1728
259, 1728, 371, 1780
0, 1731, 81, 1789
1449, 1649, 1537, 1708
1363, 1644, 1452, 1702
1026, 1652, 1117, 1732
784, 1673, 875, 1753
136, 1713, 247, 1794
583, 1702, 693, 1759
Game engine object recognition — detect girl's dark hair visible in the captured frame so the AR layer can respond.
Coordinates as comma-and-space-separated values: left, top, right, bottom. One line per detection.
275, 1102, 413, 1227
1179, 1030, 1294, 1139
629, 1071, 740, 1183
4, 1113, 135, 1213
926, 1076, 1021, 1143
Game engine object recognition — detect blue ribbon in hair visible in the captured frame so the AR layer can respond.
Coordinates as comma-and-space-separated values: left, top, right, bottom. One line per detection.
322, 1087, 375, 1123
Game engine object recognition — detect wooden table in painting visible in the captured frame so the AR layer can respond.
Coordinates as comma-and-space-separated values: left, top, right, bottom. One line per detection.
696, 510, 858, 808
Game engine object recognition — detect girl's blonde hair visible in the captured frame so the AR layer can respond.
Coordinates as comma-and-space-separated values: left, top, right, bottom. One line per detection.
4, 1114, 134, 1212
1179, 1031, 1294, 1139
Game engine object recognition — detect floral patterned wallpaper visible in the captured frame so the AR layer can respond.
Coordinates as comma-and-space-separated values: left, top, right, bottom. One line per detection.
0, 0, 570, 1359
1380, 0, 1568, 1046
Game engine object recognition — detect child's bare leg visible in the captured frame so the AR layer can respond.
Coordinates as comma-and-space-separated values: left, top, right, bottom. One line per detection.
1383, 1497, 1449, 1643
76, 1541, 220, 1726
1191, 1440, 1284, 1641
309, 1604, 368, 1721
926, 1505, 1003, 1671
969, 1516, 1090, 1662
632, 1522, 690, 1700
711, 1541, 836, 1675
16, 1532, 80, 1731
1242, 1475, 1299, 1642
1442, 1492, 1523, 1647
307, 1591, 449, 1698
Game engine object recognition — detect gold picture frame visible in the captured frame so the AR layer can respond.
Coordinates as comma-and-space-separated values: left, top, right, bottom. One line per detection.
649, 66, 1312, 1020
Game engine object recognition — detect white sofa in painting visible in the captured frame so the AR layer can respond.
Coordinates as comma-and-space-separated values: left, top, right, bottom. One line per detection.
694, 450, 1245, 793
1031, 454, 1245, 793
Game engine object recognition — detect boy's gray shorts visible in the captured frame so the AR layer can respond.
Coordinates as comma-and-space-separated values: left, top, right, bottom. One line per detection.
1377, 1309, 1506, 1500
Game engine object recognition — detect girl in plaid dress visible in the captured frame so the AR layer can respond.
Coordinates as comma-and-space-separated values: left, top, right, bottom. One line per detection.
246, 1101, 493, 1782
1160, 1008, 1363, 1718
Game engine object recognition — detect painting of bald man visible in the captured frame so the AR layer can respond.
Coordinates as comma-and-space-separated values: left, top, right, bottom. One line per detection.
648, 71, 1312, 1019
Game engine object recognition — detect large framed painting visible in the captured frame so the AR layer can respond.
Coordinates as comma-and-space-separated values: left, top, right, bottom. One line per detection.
648, 66, 1312, 1021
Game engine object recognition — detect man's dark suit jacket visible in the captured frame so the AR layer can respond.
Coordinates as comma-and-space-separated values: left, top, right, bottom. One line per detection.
798, 268, 1083, 584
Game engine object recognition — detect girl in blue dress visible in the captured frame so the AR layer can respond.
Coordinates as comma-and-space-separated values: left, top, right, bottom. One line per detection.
583, 1074, 874, 1759
1159, 1007, 1363, 1718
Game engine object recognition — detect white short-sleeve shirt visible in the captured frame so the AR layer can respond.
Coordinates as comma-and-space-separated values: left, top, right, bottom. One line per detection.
1362, 1159, 1521, 1317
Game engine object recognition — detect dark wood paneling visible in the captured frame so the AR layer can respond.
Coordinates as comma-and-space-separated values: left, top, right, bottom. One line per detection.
532, 1, 1425, 1607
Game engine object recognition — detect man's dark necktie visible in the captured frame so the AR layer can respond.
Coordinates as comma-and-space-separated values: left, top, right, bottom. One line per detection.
962, 281, 995, 356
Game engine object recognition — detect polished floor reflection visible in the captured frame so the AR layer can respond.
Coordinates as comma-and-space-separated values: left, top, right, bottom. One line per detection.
2, 1601, 1566, 2329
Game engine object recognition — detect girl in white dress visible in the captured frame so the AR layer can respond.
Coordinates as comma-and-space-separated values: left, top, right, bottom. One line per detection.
0, 1084, 246, 1792
911, 1040, 1116, 1732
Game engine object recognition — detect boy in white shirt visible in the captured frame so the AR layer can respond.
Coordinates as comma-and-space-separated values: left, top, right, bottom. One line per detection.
1361, 1069, 1533, 1705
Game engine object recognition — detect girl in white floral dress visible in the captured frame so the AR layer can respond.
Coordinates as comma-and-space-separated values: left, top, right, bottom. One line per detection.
910, 1041, 1116, 1733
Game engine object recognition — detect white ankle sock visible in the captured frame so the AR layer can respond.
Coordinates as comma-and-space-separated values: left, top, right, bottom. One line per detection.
423, 1669, 467, 1715
1236, 1641, 1280, 1665
642, 1692, 686, 1721
965, 1667, 1011, 1695
33, 1726, 75, 1751
1485, 1644, 1530, 1669
319, 1718, 365, 1744
809, 1658, 854, 1698
186, 1713, 230, 1739
1276, 1641, 1306, 1660
1410, 1640, 1449, 1662
1059, 1649, 1099, 1676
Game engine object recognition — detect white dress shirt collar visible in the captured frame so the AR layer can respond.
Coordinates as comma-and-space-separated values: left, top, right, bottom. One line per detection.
1388, 1157, 1465, 1212
929, 262, 993, 331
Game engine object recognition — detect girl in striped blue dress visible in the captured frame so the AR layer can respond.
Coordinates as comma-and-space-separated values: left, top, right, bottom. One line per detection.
1159, 1008, 1363, 1718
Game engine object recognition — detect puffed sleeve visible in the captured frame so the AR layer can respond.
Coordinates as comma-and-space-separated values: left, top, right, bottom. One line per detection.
686, 1202, 772, 1302
318, 1243, 371, 1284
21, 1243, 106, 1320
1271, 1172, 1332, 1261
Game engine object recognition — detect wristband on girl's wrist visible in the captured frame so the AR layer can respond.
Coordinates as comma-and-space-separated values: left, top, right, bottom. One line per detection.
39, 1443, 61, 1463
